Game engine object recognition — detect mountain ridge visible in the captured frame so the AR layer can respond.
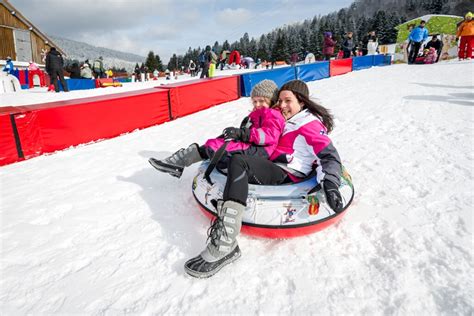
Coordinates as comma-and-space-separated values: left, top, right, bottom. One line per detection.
48, 35, 145, 72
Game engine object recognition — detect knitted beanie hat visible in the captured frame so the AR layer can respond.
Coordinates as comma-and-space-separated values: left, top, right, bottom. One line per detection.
251, 79, 278, 100
279, 80, 309, 99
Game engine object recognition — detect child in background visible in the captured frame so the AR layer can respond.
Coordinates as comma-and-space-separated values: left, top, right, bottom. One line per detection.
423, 47, 438, 64
149, 80, 286, 178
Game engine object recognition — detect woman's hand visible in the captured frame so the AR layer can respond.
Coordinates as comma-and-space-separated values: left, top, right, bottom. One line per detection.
323, 181, 343, 213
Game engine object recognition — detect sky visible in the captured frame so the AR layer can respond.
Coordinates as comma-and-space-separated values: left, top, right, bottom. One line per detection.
9, 0, 354, 62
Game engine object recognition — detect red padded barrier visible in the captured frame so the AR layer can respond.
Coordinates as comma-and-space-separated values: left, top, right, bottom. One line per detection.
18, 70, 27, 85
160, 76, 239, 119
11, 88, 170, 160
330, 59, 353, 77
28, 70, 46, 88
0, 109, 20, 166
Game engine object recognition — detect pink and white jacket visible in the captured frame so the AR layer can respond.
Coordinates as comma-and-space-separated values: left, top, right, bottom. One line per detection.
204, 107, 285, 158
269, 109, 341, 185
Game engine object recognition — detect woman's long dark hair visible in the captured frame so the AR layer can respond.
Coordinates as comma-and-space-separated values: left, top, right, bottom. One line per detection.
294, 93, 335, 133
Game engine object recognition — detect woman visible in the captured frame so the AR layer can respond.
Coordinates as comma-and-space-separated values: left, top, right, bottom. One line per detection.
323, 32, 336, 60
184, 80, 343, 278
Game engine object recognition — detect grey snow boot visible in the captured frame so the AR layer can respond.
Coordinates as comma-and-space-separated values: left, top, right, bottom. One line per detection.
148, 143, 202, 178
184, 200, 245, 278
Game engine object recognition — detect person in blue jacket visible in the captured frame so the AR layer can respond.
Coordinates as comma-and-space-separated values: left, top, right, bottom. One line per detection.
2, 56, 14, 75
408, 20, 429, 64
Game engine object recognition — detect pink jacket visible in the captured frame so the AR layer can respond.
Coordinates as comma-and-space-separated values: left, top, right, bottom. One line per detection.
269, 109, 341, 185
204, 107, 285, 157
424, 48, 437, 64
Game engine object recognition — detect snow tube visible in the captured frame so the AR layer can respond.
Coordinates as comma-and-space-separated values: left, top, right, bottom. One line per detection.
304, 53, 316, 64
192, 163, 354, 238
0, 72, 21, 93
228, 50, 241, 65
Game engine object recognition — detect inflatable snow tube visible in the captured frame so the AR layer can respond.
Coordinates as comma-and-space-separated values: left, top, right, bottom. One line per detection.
0, 72, 21, 93
192, 163, 354, 238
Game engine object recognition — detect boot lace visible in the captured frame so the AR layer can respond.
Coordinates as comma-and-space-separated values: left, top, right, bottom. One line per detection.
167, 148, 185, 164
206, 216, 229, 248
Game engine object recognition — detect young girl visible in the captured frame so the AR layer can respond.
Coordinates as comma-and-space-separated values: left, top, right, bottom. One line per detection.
149, 80, 285, 178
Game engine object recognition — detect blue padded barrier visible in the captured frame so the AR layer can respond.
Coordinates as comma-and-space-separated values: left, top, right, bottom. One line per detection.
352, 56, 374, 71
373, 54, 391, 66
296, 62, 330, 82
58, 79, 96, 91
240, 66, 296, 96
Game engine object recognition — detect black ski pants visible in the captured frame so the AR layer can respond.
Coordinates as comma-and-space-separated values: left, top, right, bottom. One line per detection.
50, 69, 69, 92
224, 154, 288, 206
408, 41, 423, 64
200, 63, 209, 78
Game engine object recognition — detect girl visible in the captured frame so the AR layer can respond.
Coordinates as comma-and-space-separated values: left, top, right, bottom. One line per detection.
184, 80, 344, 278
149, 80, 285, 178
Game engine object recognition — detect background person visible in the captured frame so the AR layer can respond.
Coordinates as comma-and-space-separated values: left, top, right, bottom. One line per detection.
45, 47, 69, 92
456, 12, 474, 60
408, 20, 429, 64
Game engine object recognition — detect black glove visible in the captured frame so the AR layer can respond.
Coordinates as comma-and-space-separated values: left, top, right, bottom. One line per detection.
222, 127, 250, 141
324, 180, 343, 213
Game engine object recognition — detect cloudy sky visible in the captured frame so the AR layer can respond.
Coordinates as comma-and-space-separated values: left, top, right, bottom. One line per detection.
9, 0, 353, 62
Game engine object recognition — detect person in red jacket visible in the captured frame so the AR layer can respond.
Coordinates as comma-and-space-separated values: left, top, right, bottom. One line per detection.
322, 32, 336, 60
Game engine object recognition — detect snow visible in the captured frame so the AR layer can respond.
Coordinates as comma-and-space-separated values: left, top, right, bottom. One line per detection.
1, 60, 473, 314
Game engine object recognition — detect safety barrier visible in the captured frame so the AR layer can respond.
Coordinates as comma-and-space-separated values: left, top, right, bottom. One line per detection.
160, 76, 240, 119
296, 61, 330, 82
0, 88, 170, 165
352, 55, 374, 71
240, 67, 296, 96
0, 109, 20, 166
373, 54, 392, 66
330, 59, 353, 77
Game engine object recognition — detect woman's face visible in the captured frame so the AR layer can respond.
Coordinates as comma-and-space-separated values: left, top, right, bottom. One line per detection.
278, 90, 302, 120
252, 96, 271, 110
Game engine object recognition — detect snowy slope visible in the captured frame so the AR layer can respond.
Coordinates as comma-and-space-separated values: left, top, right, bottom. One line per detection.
0, 61, 473, 314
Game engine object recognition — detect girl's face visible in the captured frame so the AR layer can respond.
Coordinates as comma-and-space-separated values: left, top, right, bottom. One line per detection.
278, 90, 303, 120
252, 96, 271, 110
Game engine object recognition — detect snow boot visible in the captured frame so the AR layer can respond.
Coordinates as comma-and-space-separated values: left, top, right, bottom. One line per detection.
148, 143, 202, 178
184, 200, 245, 278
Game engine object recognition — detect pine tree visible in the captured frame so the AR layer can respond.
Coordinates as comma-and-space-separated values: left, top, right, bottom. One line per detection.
271, 29, 288, 62
240, 32, 250, 56
222, 40, 230, 51
155, 54, 163, 72
248, 38, 258, 59
256, 35, 269, 61
167, 54, 178, 71
145, 51, 158, 72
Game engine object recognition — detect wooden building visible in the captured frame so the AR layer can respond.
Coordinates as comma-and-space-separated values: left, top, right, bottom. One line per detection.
0, 0, 64, 64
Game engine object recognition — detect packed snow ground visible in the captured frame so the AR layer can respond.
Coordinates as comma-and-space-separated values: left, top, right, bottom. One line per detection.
1, 61, 473, 314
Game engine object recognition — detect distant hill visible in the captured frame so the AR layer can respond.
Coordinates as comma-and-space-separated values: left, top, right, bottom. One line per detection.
48, 35, 145, 72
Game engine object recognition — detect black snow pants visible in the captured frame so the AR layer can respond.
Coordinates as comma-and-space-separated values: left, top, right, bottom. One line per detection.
223, 154, 288, 206
50, 69, 69, 92
408, 41, 423, 64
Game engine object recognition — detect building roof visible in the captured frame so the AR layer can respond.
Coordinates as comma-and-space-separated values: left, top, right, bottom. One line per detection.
0, 0, 65, 56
